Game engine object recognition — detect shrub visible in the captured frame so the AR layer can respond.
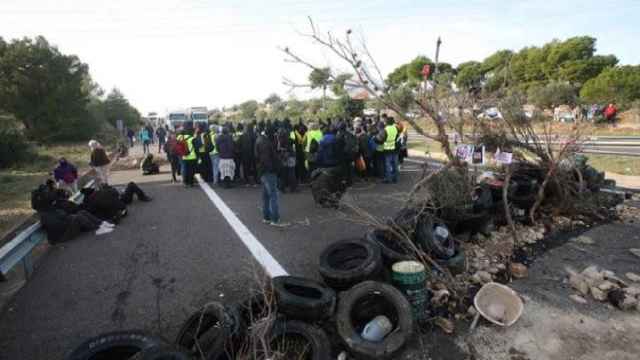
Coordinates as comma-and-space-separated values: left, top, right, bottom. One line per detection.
0, 120, 31, 168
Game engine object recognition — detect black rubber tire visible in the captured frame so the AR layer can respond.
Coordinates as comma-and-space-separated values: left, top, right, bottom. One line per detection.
415, 219, 455, 260
174, 302, 240, 360
272, 276, 336, 322
365, 229, 414, 267
66, 330, 165, 360
445, 247, 466, 275
336, 281, 414, 360
319, 238, 383, 291
266, 319, 332, 360
128, 345, 191, 360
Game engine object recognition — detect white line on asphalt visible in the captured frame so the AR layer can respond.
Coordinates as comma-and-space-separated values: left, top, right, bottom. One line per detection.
197, 177, 289, 278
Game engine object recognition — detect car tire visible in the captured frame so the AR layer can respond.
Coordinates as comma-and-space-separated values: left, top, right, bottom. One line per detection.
66, 330, 165, 360
365, 229, 415, 267
272, 276, 336, 322
174, 302, 240, 360
128, 345, 191, 360
267, 319, 332, 360
319, 238, 383, 291
336, 281, 413, 359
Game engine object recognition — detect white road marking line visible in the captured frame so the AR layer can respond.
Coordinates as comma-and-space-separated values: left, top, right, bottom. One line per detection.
197, 176, 289, 278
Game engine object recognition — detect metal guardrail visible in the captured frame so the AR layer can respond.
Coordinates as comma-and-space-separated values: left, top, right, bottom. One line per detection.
0, 180, 95, 281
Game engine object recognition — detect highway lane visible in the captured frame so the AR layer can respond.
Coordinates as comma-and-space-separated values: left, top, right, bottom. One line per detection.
0, 168, 260, 360
0, 162, 424, 360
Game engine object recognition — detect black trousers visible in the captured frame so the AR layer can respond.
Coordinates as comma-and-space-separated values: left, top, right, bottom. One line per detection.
183, 160, 196, 186
120, 182, 148, 204
168, 155, 180, 181
198, 154, 213, 183
279, 166, 297, 192
242, 156, 257, 184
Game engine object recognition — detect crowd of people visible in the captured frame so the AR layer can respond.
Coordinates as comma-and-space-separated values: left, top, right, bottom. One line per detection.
161, 114, 408, 225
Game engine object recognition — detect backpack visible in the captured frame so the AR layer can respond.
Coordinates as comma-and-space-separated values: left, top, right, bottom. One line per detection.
343, 132, 359, 158
31, 185, 55, 212
175, 139, 188, 156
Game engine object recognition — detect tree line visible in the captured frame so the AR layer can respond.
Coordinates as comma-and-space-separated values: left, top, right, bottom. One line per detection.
0, 36, 141, 146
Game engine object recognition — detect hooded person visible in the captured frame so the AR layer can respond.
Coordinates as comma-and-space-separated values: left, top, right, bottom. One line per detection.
215, 125, 236, 188
89, 140, 111, 185
239, 122, 258, 185
141, 153, 160, 175
53, 158, 79, 193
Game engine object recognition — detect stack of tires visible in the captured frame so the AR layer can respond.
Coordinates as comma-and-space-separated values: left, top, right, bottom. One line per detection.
316, 238, 415, 359
364, 210, 467, 276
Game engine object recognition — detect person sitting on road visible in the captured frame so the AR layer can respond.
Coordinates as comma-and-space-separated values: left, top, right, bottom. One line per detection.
81, 182, 151, 224
32, 180, 115, 243
53, 157, 79, 193
141, 154, 160, 175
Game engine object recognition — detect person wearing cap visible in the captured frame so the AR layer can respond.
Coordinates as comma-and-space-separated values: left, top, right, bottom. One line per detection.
88, 140, 111, 185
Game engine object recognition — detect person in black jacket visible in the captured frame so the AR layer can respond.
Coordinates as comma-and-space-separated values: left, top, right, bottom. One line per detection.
255, 130, 284, 226
215, 125, 236, 188
239, 123, 257, 185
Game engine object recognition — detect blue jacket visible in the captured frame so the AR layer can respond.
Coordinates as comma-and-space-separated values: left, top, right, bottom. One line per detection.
317, 133, 339, 167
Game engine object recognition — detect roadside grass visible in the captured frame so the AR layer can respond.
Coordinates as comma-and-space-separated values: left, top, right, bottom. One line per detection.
0, 143, 90, 239
585, 154, 640, 176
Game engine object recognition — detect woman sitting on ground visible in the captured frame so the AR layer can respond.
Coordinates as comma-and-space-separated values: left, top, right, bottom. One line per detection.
141, 154, 160, 175
53, 157, 79, 193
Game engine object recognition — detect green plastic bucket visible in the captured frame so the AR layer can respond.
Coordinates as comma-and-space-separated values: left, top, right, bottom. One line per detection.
391, 260, 429, 321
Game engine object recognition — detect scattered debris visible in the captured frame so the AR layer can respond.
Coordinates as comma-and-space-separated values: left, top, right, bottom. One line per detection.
626, 273, 640, 283
630, 248, 640, 259
567, 266, 640, 312
571, 235, 595, 245
434, 317, 455, 334
570, 294, 588, 304
509, 263, 528, 279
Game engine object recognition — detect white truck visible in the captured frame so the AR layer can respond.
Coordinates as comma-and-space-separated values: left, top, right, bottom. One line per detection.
166, 109, 188, 131
187, 107, 209, 128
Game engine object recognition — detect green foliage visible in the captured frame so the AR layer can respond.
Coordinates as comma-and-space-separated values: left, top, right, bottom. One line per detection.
0, 115, 31, 168
528, 81, 578, 108
239, 100, 259, 119
309, 68, 331, 90
455, 61, 483, 89
104, 88, 141, 129
580, 65, 640, 106
386, 55, 433, 88
264, 93, 282, 105
0, 36, 96, 142
331, 73, 352, 96
389, 85, 415, 112
481, 49, 513, 74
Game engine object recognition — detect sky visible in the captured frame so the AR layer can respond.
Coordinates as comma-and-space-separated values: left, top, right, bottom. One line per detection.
1, 0, 639, 114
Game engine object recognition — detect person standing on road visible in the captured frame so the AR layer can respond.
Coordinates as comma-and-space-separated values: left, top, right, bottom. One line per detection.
180, 123, 197, 187
193, 124, 213, 183
145, 124, 155, 145
53, 157, 79, 193
256, 129, 285, 226
304, 122, 323, 175
216, 125, 236, 189
209, 125, 221, 185
89, 140, 111, 185
156, 126, 167, 153
382, 116, 399, 184
126, 127, 135, 148
239, 122, 257, 185
139, 127, 151, 154
164, 132, 180, 182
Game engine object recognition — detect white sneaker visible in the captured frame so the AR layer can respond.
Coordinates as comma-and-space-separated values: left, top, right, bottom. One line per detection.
95, 226, 114, 236
101, 221, 116, 228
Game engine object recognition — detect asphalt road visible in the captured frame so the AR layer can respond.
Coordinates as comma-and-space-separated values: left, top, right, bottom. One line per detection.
0, 160, 425, 360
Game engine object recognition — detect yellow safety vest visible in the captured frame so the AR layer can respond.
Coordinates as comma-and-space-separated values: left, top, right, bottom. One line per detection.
209, 133, 218, 155
384, 125, 398, 151
198, 133, 207, 153
305, 130, 323, 153
182, 135, 197, 161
